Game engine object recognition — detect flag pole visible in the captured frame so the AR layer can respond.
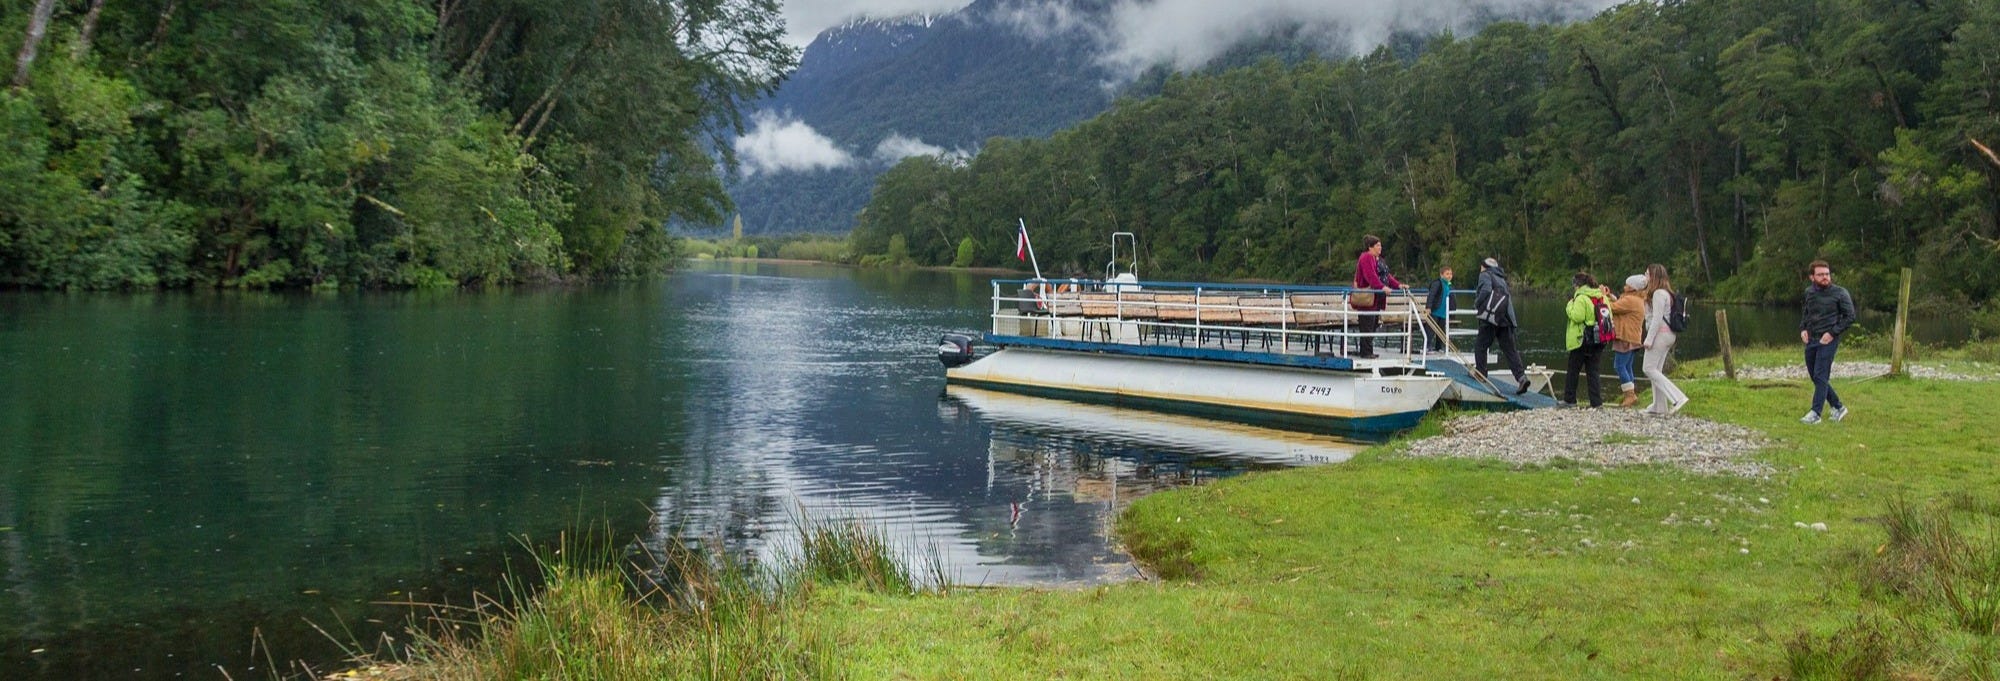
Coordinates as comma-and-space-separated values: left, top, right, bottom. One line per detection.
1018, 218, 1043, 281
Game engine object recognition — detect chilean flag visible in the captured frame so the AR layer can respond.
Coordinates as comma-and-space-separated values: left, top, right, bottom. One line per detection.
1016, 223, 1029, 261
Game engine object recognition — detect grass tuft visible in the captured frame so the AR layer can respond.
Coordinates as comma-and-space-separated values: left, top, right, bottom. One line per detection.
782, 514, 920, 595
1784, 617, 1895, 681
1865, 498, 2000, 636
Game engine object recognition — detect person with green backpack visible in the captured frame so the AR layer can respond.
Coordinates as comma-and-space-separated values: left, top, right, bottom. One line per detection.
1562, 271, 1613, 407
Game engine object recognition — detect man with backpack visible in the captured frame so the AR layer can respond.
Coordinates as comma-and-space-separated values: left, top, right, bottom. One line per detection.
1472, 257, 1530, 395
1562, 271, 1613, 407
1800, 260, 1856, 424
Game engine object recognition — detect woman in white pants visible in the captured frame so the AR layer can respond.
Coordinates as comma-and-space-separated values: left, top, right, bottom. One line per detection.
1641, 263, 1688, 414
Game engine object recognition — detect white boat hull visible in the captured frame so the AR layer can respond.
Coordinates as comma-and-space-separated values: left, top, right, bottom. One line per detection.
945, 348, 1450, 433
944, 385, 1365, 465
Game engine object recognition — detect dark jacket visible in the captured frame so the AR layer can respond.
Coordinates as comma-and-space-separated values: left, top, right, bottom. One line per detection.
1425, 278, 1451, 318
1801, 283, 1856, 337
1474, 266, 1518, 328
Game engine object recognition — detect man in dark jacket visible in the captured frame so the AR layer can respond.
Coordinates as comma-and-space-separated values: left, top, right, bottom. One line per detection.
1799, 259, 1856, 424
1473, 257, 1530, 395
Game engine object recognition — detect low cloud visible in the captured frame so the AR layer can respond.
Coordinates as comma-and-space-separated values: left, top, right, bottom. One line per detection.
734, 112, 855, 176
996, 0, 1620, 78
783, 0, 972, 48
873, 133, 971, 164
992, 1, 1093, 40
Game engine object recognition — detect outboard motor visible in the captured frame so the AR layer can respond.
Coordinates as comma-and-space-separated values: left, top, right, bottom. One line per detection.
938, 333, 977, 368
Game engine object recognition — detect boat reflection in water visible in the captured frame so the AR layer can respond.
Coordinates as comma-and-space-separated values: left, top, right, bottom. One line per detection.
925, 385, 1367, 583
943, 384, 1370, 468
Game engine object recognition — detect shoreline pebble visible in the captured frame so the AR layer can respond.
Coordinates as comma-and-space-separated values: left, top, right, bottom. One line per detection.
1403, 408, 1772, 478
1713, 361, 1993, 382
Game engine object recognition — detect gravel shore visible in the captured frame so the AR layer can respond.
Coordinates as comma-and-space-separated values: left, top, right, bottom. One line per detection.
1715, 361, 1995, 381
1403, 408, 1772, 477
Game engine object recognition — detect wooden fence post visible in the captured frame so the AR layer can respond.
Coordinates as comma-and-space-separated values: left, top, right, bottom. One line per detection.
1890, 267, 1912, 378
1716, 309, 1736, 381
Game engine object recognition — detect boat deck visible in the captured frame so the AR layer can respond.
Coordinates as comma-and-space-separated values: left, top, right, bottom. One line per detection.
987, 279, 1463, 370
982, 278, 1556, 409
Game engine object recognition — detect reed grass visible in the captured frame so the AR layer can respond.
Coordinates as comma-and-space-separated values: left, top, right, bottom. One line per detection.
357, 515, 940, 680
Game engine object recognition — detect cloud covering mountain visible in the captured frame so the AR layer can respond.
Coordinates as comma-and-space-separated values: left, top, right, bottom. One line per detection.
790, 1, 1619, 72
724, 0, 1622, 235
782, 0, 970, 47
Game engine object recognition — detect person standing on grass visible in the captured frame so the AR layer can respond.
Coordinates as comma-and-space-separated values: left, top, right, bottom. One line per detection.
1800, 260, 1856, 424
1473, 257, 1529, 395
1351, 235, 1402, 359
1562, 271, 1610, 408
1424, 266, 1454, 351
1641, 263, 1688, 416
1610, 274, 1649, 407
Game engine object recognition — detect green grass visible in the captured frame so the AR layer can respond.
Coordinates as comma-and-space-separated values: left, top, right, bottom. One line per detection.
806, 370, 2000, 679
365, 347, 2000, 679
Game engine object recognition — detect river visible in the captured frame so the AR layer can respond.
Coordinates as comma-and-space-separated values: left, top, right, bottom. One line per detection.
0, 260, 1963, 679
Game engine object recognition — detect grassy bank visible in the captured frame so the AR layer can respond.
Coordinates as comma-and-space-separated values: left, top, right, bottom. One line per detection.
362, 347, 1999, 679
811, 370, 1997, 679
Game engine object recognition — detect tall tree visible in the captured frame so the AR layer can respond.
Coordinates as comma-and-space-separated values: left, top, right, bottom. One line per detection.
10, 0, 57, 87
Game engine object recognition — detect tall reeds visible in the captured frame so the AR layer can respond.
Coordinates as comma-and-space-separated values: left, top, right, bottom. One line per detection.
357, 515, 945, 680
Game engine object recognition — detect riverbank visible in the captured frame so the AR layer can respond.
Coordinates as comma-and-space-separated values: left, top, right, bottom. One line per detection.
809, 364, 1996, 678
355, 344, 2000, 679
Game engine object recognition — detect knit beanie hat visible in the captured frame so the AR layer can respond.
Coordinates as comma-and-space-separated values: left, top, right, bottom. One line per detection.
1625, 274, 1648, 291
1483, 257, 1500, 270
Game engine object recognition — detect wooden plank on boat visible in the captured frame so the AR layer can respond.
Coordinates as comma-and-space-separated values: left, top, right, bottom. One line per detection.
1290, 293, 1349, 327
1196, 295, 1240, 324
1156, 293, 1198, 321
1238, 296, 1291, 325
1078, 292, 1123, 317
1379, 293, 1422, 325
1049, 291, 1084, 316
1116, 292, 1158, 319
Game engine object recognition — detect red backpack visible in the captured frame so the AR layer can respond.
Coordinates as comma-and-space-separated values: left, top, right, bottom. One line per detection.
1580, 294, 1614, 350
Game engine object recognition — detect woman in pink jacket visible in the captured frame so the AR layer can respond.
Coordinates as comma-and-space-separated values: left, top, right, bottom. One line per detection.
1352, 235, 1403, 358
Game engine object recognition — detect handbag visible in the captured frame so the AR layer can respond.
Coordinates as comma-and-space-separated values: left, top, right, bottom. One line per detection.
1347, 291, 1377, 308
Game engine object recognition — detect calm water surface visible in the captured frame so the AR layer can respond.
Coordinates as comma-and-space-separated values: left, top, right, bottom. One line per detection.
0, 262, 1356, 679
0, 261, 1963, 679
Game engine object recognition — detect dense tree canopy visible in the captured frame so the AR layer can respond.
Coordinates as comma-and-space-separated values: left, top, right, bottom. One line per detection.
1, 0, 797, 288
854, 0, 2000, 310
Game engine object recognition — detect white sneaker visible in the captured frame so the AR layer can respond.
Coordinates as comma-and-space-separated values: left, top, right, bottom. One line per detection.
1800, 412, 1822, 424
1830, 406, 1848, 422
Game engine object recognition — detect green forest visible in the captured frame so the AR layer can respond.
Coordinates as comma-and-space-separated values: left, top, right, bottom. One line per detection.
852, 0, 2000, 309
0, 0, 796, 289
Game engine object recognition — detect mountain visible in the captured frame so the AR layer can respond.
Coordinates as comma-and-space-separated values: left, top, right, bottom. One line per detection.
715, 0, 1618, 237
717, 0, 1119, 236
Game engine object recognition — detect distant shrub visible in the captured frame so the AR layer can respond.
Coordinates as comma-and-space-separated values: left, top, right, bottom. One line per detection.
951, 237, 976, 268
775, 238, 848, 262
